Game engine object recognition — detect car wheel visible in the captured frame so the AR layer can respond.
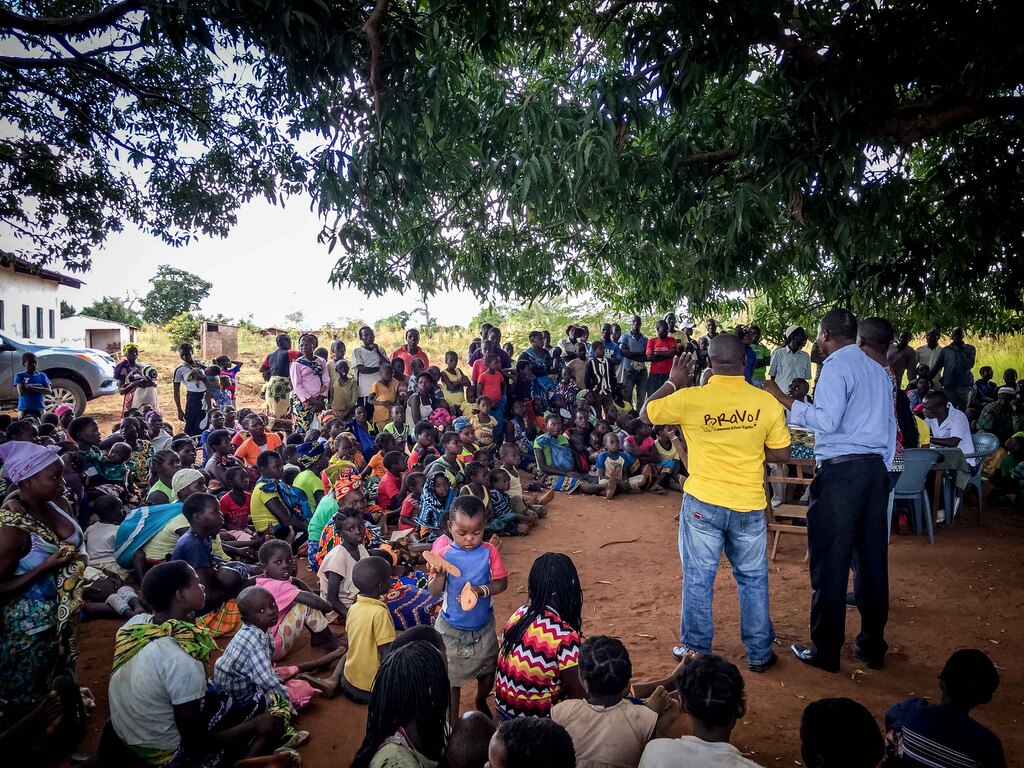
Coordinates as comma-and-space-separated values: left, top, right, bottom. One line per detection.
46, 378, 87, 415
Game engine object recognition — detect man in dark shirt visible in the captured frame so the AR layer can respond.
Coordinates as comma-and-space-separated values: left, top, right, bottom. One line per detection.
885, 649, 1005, 768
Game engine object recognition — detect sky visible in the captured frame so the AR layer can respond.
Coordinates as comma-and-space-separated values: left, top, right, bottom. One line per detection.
69, 195, 486, 329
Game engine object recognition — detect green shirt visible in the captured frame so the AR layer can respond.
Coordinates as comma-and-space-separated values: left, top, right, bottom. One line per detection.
308, 493, 338, 546
293, 469, 324, 513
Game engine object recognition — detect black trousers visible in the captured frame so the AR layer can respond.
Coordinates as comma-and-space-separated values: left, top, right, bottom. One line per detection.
806, 455, 890, 664
184, 390, 207, 437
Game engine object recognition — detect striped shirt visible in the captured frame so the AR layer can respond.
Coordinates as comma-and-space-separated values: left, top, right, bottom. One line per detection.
495, 606, 580, 720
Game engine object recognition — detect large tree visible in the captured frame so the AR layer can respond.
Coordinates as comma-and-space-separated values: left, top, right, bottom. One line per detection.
141, 265, 211, 324
4, 1, 1023, 330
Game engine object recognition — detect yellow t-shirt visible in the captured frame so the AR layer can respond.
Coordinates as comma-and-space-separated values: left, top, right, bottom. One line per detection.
142, 514, 190, 562
250, 485, 282, 533
343, 595, 396, 692
645, 375, 790, 510
369, 378, 401, 424
915, 416, 931, 448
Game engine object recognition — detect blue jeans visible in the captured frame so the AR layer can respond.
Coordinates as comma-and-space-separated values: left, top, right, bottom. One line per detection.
678, 494, 775, 664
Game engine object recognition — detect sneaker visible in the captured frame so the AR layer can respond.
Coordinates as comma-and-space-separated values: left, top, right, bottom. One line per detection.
671, 646, 700, 662
748, 652, 778, 673
105, 591, 130, 616
282, 730, 310, 749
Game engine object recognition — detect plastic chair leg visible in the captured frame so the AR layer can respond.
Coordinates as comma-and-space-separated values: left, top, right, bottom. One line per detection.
921, 490, 934, 543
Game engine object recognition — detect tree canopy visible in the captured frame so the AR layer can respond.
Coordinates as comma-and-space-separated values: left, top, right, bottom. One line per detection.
140, 265, 211, 324
80, 296, 143, 327
3, 1, 1023, 330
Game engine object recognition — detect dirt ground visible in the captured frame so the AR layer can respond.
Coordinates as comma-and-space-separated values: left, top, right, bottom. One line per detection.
10, 349, 1021, 766
71, 491, 1024, 766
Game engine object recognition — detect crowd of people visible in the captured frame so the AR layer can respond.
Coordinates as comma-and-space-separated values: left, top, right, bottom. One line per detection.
0, 311, 1012, 768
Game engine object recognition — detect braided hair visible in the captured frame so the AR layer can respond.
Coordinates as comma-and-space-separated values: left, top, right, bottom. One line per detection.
496, 718, 576, 768
350, 642, 450, 768
149, 449, 180, 487
677, 654, 745, 728
501, 553, 583, 656
579, 636, 632, 697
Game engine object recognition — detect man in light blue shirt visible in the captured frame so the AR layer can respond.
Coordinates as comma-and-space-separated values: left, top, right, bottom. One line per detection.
762, 308, 896, 674
618, 316, 649, 409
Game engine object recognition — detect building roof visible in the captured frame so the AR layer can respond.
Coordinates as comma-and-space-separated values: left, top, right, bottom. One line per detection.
0, 252, 85, 289
71, 314, 139, 330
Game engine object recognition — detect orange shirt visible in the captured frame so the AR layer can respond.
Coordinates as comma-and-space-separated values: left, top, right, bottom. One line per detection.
234, 432, 283, 466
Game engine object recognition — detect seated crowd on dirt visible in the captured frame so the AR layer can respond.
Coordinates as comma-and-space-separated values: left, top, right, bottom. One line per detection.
0, 317, 1009, 767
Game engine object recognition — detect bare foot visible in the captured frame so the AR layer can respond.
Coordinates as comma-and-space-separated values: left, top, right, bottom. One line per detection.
310, 629, 340, 651
297, 673, 338, 699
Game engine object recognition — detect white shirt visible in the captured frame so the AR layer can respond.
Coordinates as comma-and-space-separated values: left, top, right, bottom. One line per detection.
109, 614, 207, 751
768, 347, 812, 394
352, 345, 387, 398
173, 363, 208, 394
640, 736, 764, 768
925, 405, 976, 465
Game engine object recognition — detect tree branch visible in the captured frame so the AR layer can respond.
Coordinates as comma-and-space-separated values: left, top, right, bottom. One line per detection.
0, 1, 145, 36
678, 148, 741, 166
362, 0, 390, 117
770, 32, 827, 67
875, 97, 1024, 146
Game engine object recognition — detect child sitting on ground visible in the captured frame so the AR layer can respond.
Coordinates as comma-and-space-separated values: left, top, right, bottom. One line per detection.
253, 540, 339, 659
488, 718, 577, 768
302, 556, 395, 703
651, 427, 685, 492
497, 444, 551, 516
551, 636, 662, 768
489, 468, 534, 535
428, 496, 509, 718
397, 468, 426, 521
639, 654, 755, 768
171, 493, 245, 616
534, 413, 602, 495
470, 396, 499, 455
415, 468, 455, 541
453, 417, 479, 464
317, 511, 369, 621
382, 404, 412, 448
429, 431, 466, 485
219, 465, 257, 544
460, 460, 493, 514
376, 451, 407, 520
408, 421, 441, 472
801, 698, 883, 768
212, 586, 308, 749
884, 649, 1005, 768
595, 432, 646, 499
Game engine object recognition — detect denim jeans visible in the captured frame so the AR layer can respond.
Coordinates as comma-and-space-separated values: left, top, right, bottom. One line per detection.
678, 494, 775, 664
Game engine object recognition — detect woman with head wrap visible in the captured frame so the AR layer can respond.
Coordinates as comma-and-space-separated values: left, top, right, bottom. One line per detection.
113, 342, 158, 416
0, 441, 87, 740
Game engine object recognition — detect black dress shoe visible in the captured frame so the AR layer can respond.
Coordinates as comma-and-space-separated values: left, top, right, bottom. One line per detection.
853, 645, 884, 670
790, 644, 840, 673
748, 651, 778, 673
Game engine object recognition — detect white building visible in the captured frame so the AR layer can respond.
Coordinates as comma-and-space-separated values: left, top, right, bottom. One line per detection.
0, 253, 83, 341
60, 315, 138, 353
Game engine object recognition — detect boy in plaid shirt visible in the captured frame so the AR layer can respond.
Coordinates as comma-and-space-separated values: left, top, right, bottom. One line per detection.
213, 586, 308, 748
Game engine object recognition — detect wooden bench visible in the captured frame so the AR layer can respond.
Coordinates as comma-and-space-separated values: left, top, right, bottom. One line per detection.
764, 458, 815, 561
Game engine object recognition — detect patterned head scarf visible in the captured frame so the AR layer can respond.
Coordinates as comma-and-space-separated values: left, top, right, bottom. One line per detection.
334, 466, 363, 499
452, 416, 471, 432
123, 342, 140, 356
296, 441, 325, 470
0, 441, 61, 484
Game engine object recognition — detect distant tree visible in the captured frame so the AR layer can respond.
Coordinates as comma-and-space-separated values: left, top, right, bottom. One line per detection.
378, 311, 411, 331
59, 300, 76, 319
80, 297, 143, 327
164, 312, 201, 349
141, 266, 211, 326
284, 310, 305, 327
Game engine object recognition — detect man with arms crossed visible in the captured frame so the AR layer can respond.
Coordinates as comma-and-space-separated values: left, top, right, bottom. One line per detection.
643, 334, 790, 672
762, 308, 896, 672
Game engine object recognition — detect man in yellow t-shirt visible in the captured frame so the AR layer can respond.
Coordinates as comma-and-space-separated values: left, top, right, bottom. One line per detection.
642, 334, 790, 674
